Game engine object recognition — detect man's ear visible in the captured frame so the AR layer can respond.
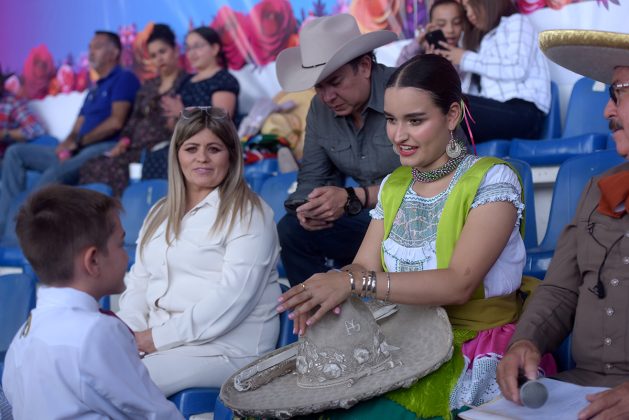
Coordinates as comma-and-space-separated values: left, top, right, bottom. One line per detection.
82, 245, 100, 278
358, 55, 373, 78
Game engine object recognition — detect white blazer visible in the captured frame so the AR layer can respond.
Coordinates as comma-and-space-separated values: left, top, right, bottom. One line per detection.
118, 189, 281, 358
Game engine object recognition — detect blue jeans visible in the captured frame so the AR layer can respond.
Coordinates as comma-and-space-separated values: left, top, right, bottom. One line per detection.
277, 209, 371, 287
0, 141, 115, 234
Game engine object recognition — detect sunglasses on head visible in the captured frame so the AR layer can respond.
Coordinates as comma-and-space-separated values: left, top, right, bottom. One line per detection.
180, 106, 213, 120
609, 82, 629, 105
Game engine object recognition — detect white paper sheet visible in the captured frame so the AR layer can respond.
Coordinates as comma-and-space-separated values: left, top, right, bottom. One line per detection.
459, 378, 609, 420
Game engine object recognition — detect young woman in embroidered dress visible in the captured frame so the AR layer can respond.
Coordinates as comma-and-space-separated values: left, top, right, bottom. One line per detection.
277, 54, 555, 419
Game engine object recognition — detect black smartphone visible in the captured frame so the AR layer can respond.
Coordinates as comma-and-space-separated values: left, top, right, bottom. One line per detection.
425, 29, 448, 50
284, 199, 308, 212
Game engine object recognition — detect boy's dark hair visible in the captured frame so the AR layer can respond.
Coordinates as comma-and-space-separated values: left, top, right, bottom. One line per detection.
15, 185, 122, 285
95, 30, 122, 53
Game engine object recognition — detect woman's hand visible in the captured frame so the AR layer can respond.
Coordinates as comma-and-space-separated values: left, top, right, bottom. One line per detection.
435, 43, 465, 66
134, 329, 157, 355
276, 271, 351, 335
160, 94, 184, 118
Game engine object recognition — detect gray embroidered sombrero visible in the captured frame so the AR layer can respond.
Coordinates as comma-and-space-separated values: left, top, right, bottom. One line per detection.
275, 14, 398, 92
539, 29, 629, 84
220, 297, 453, 418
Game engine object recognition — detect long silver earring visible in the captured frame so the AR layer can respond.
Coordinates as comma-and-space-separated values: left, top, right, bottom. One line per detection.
446, 130, 463, 159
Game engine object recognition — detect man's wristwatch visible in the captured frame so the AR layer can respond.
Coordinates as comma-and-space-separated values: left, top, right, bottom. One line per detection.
344, 187, 363, 216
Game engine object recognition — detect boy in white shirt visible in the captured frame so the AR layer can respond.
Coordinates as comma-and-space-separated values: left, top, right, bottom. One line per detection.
1, 185, 183, 419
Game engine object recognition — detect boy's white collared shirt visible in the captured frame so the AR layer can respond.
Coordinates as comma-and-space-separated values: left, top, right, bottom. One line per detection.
2, 287, 182, 419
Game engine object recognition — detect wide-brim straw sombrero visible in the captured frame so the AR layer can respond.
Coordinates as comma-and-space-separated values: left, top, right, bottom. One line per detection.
539, 29, 629, 84
220, 298, 453, 418
276, 14, 397, 92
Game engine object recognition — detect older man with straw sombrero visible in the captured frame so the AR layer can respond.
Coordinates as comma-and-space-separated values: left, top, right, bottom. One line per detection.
275, 14, 401, 287
497, 29, 629, 419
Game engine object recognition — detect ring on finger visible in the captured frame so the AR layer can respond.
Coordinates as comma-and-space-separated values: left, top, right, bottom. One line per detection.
301, 283, 307, 291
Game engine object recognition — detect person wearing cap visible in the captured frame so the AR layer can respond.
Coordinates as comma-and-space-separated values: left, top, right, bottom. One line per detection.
497, 30, 629, 419
0, 30, 139, 235
275, 14, 401, 286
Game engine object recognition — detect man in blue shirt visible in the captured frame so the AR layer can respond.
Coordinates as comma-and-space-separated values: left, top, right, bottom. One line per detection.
0, 31, 139, 234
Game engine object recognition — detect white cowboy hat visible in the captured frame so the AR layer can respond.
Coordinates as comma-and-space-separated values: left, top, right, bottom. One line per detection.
539, 29, 629, 84
276, 14, 398, 92
220, 297, 453, 418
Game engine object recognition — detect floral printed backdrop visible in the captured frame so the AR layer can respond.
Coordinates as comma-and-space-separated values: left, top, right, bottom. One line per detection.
0, 0, 620, 100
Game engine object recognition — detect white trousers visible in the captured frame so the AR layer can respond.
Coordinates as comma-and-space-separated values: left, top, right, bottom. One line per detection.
142, 351, 257, 397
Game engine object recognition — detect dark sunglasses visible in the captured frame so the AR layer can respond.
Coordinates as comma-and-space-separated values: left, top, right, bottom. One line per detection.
609, 82, 629, 105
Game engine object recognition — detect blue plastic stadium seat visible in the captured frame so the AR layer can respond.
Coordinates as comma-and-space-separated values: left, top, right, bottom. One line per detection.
524, 150, 625, 279
244, 158, 279, 194
562, 77, 610, 139
0, 191, 31, 269
509, 134, 607, 166
80, 182, 113, 196
0, 273, 37, 363
538, 81, 562, 140
214, 396, 234, 420
119, 179, 168, 266
259, 171, 298, 224
476, 140, 511, 158
553, 334, 576, 372
259, 172, 298, 277
169, 387, 220, 419
503, 158, 537, 250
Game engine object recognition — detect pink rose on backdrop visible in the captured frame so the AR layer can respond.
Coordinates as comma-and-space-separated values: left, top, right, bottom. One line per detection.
249, 0, 297, 66
74, 53, 90, 92
515, 0, 547, 13
4, 75, 21, 96
23, 44, 55, 99
211, 6, 252, 70
56, 64, 75, 94
119, 24, 137, 69
546, 0, 573, 9
350, 0, 403, 34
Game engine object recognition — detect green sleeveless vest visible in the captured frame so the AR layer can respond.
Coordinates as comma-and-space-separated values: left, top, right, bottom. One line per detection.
380, 157, 524, 331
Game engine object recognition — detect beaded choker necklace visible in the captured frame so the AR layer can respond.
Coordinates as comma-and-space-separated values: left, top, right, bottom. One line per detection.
411, 153, 467, 183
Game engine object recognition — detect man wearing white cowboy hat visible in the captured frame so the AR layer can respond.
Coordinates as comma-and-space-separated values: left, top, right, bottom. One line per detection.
275, 14, 400, 287
497, 29, 629, 419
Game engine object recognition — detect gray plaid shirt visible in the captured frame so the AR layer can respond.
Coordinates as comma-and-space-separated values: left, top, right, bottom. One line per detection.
289, 64, 401, 201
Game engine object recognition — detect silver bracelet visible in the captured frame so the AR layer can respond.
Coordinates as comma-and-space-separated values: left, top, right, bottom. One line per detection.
361, 272, 368, 297
348, 271, 356, 295
385, 272, 391, 302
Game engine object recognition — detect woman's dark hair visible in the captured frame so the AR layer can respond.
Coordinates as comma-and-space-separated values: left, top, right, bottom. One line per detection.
189, 26, 227, 68
147, 23, 176, 48
429, 0, 465, 20
462, 0, 517, 51
386, 54, 463, 116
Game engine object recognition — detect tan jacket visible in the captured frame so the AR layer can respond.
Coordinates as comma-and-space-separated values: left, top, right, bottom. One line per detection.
511, 162, 629, 387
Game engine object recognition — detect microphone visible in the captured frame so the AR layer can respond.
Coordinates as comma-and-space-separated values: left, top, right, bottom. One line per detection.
518, 373, 548, 409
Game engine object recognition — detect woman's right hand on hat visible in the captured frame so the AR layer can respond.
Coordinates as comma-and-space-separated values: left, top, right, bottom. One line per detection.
276, 271, 350, 335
